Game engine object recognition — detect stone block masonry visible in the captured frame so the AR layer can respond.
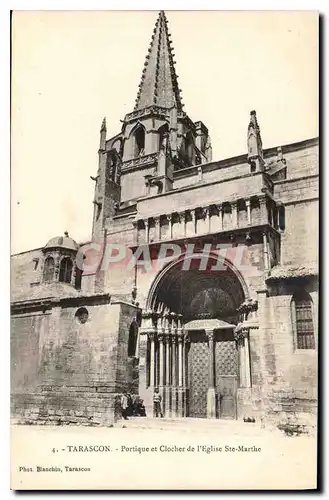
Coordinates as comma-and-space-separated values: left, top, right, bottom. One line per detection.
11, 299, 140, 426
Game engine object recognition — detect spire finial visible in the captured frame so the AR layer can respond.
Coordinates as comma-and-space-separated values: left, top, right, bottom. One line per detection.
64, 230, 69, 237
247, 109, 264, 170
100, 117, 107, 132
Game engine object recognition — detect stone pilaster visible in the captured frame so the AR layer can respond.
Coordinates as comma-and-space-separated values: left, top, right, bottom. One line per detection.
206, 329, 216, 419
232, 201, 238, 228
263, 231, 269, 271
246, 198, 251, 225
234, 327, 250, 388
154, 216, 161, 241
164, 335, 172, 417
144, 219, 149, 244
149, 331, 156, 388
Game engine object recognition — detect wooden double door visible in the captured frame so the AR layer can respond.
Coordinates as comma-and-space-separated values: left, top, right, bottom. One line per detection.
187, 332, 238, 419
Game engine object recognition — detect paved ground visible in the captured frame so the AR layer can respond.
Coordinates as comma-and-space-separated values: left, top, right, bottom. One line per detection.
11, 419, 317, 490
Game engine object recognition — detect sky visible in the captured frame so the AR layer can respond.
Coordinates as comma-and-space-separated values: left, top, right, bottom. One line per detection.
11, 10, 318, 254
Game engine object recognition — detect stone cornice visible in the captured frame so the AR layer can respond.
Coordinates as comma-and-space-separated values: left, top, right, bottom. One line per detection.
266, 265, 318, 283
11, 293, 111, 314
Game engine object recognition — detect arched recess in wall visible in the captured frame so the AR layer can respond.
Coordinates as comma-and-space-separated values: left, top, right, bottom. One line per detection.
291, 289, 315, 350
43, 256, 55, 282
158, 123, 169, 150
112, 138, 123, 157
59, 257, 73, 283
278, 205, 285, 231
183, 131, 194, 164
128, 322, 138, 358
146, 251, 249, 323
132, 124, 146, 157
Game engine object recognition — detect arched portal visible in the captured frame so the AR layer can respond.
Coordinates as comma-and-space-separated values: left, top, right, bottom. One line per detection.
142, 253, 248, 419
147, 252, 247, 322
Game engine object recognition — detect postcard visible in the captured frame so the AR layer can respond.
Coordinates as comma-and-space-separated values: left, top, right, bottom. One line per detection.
10, 10, 319, 490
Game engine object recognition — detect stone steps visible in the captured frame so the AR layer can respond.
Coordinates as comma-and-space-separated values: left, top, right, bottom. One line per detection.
114, 416, 266, 434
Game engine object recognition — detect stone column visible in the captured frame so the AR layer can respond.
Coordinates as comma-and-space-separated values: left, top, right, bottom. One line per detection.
244, 329, 251, 388
191, 210, 196, 234
178, 335, 183, 387
54, 255, 61, 282
183, 211, 187, 237
149, 332, 156, 387
167, 214, 173, 239
144, 219, 149, 244
206, 330, 216, 419
232, 201, 238, 228
154, 216, 161, 241
164, 335, 172, 417
235, 328, 251, 388
158, 334, 165, 386
177, 334, 185, 416
217, 204, 223, 231
263, 231, 269, 271
183, 335, 190, 417
237, 332, 246, 387
246, 199, 251, 225
171, 334, 177, 417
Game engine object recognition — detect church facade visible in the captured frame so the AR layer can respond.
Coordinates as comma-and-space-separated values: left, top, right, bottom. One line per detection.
11, 12, 318, 428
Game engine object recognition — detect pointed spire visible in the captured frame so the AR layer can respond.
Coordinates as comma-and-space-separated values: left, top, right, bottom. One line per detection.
134, 11, 184, 111
100, 117, 107, 150
100, 117, 107, 132
247, 110, 264, 170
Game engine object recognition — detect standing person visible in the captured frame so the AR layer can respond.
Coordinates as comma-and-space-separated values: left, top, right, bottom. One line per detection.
121, 392, 129, 420
153, 388, 163, 418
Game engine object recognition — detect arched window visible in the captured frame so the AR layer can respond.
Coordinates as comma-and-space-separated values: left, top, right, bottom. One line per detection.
291, 290, 315, 350
59, 257, 73, 284
134, 126, 145, 157
278, 205, 285, 231
128, 322, 138, 358
43, 257, 54, 282
158, 123, 169, 150
185, 132, 194, 161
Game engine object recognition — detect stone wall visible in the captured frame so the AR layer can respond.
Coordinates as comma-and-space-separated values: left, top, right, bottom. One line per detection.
11, 248, 43, 301
11, 299, 139, 426
249, 280, 318, 427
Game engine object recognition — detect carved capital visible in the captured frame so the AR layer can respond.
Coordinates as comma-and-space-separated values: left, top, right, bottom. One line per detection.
234, 326, 249, 346
199, 207, 208, 219
148, 331, 157, 342
177, 334, 184, 344
206, 330, 215, 342
157, 333, 166, 343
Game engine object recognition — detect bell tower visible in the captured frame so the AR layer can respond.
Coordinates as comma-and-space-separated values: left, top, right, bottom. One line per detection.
91, 118, 122, 240
119, 11, 211, 197
91, 11, 212, 237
